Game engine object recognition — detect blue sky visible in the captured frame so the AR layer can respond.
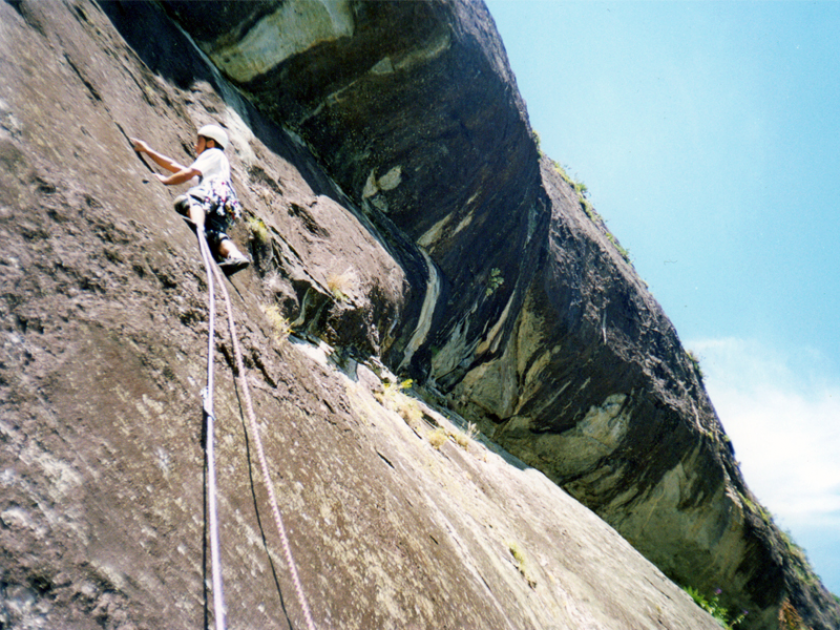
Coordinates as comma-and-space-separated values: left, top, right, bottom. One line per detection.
485, 0, 840, 595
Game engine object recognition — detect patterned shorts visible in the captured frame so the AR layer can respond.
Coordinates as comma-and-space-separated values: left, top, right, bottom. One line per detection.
173, 194, 232, 249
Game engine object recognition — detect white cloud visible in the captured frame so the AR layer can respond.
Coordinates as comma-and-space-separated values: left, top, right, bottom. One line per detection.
688, 337, 840, 530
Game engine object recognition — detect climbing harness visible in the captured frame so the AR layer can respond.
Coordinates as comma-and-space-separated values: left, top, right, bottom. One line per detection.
195, 225, 317, 630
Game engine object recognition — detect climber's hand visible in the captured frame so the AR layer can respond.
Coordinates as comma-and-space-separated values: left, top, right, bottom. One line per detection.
131, 138, 150, 153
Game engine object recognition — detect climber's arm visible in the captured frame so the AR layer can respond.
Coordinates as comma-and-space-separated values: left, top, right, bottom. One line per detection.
154, 167, 202, 186
131, 138, 188, 173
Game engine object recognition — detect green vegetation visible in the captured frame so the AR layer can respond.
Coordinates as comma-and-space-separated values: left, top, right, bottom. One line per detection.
782, 529, 820, 587
427, 427, 448, 449
684, 586, 746, 630
507, 541, 537, 588
580, 196, 597, 221
449, 422, 479, 450
683, 519, 830, 630
605, 232, 632, 266
531, 129, 543, 156
485, 268, 504, 297
552, 160, 632, 265
737, 490, 772, 525
261, 304, 291, 342
247, 216, 270, 244
551, 160, 573, 186
686, 349, 705, 382
737, 491, 831, 600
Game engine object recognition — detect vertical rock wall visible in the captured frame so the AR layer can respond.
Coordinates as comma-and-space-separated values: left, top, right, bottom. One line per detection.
160, 0, 548, 381
2, 0, 839, 629
156, 2, 840, 628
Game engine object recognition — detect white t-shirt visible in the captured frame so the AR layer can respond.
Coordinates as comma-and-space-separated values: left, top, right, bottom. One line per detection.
185, 147, 241, 221
189, 147, 231, 191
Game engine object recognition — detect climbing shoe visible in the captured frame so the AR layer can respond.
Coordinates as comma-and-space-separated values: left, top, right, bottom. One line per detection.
217, 254, 250, 275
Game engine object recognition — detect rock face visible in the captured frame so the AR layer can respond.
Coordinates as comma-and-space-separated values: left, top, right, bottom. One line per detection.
1, 1, 837, 630
160, 0, 545, 380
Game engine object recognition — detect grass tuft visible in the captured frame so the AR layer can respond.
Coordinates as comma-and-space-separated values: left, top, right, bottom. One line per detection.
450, 422, 479, 449
261, 304, 291, 342
507, 541, 537, 588
427, 427, 448, 449
686, 349, 705, 382
327, 270, 356, 303
377, 381, 424, 431
247, 217, 270, 244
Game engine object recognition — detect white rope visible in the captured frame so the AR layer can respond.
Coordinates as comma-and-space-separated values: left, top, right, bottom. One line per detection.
209, 251, 318, 630
197, 227, 227, 630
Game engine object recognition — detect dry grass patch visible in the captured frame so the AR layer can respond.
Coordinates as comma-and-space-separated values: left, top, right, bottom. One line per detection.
376, 380, 424, 431
427, 427, 448, 450
375, 381, 484, 453
327, 270, 357, 302
247, 216, 270, 244
507, 541, 537, 588
261, 304, 291, 342
450, 422, 479, 449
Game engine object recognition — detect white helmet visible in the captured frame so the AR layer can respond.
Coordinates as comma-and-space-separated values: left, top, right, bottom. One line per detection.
197, 124, 228, 150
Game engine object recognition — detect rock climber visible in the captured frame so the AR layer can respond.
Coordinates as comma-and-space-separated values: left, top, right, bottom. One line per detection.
131, 124, 250, 273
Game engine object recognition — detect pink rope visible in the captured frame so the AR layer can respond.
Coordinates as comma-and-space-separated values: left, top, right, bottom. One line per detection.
210, 262, 317, 630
